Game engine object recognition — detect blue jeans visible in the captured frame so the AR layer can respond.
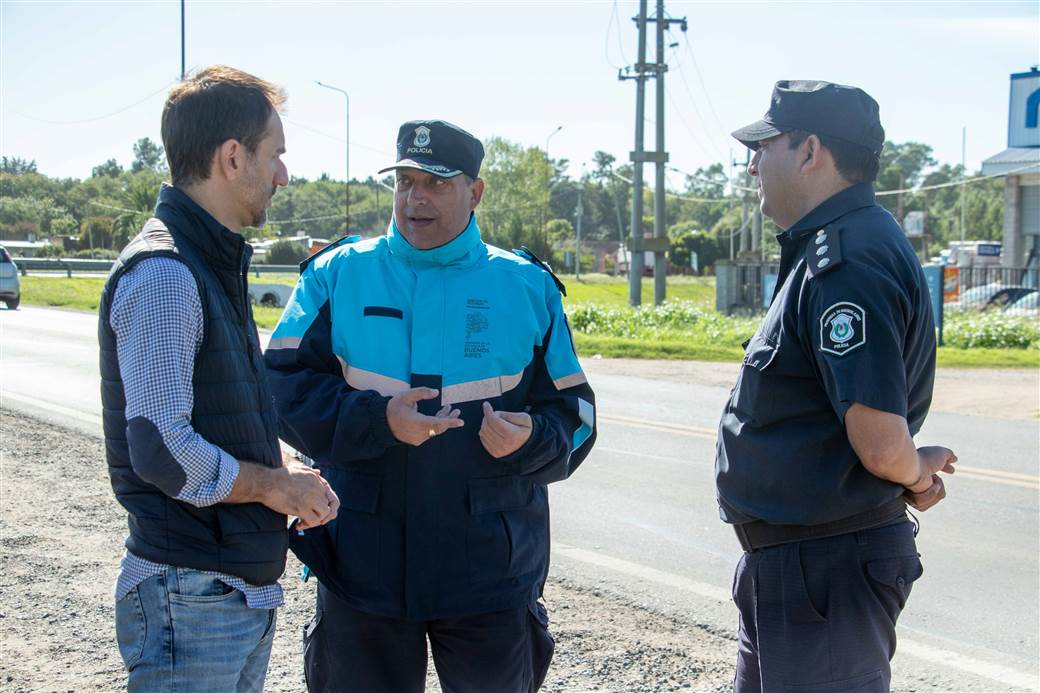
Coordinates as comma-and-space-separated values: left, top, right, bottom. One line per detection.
115, 567, 277, 693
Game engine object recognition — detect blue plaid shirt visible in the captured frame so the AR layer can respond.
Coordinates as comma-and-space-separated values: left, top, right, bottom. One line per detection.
110, 256, 283, 609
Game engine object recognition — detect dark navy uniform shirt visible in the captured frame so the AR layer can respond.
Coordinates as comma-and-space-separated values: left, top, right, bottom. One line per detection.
715, 182, 936, 526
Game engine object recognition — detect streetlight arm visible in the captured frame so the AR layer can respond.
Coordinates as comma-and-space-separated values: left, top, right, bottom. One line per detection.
315, 81, 350, 233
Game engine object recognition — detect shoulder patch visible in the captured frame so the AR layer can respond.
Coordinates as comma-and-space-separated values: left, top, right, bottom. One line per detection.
512, 245, 567, 296
298, 234, 362, 273
804, 224, 843, 278
819, 301, 866, 356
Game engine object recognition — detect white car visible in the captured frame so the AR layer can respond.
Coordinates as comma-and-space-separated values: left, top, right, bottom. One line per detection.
0, 245, 20, 309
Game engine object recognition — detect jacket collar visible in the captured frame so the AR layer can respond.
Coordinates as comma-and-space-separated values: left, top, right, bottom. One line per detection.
154, 183, 248, 271
782, 181, 876, 241
387, 213, 484, 267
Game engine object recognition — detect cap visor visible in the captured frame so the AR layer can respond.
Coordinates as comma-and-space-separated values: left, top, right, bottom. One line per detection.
730, 120, 786, 150
377, 159, 462, 178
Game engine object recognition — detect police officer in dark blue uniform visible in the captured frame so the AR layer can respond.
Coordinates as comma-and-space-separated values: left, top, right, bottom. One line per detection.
715, 81, 958, 692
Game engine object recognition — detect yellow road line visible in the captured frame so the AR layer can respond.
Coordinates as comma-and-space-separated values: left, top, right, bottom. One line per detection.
598, 413, 716, 440
598, 414, 1039, 490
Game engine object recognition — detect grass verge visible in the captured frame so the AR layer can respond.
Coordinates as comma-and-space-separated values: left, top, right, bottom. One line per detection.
18, 275, 1040, 369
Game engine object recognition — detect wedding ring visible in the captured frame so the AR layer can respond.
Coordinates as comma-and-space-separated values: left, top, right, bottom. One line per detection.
428, 428, 437, 438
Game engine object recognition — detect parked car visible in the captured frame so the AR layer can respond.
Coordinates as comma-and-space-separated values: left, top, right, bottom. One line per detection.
0, 245, 20, 309
1004, 290, 1039, 316
951, 282, 1006, 308
981, 286, 1036, 312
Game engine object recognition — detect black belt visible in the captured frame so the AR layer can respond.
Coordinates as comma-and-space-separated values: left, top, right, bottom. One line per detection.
732, 498, 908, 552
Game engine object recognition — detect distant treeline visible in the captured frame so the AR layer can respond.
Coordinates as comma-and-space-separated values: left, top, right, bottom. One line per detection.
0, 136, 1003, 271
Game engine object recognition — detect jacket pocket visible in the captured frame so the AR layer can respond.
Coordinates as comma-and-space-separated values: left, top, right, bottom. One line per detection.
467, 478, 542, 582
333, 470, 382, 584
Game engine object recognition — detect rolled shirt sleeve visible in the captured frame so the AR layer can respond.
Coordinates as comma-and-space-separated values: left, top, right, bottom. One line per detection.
109, 256, 239, 506
805, 259, 911, 422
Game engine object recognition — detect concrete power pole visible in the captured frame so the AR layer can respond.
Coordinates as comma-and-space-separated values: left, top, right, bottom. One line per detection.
180, 0, 186, 80
619, 0, 685, 306
731, 151, 750, 259
621, 0, 648, 307
575, 183, 583, 280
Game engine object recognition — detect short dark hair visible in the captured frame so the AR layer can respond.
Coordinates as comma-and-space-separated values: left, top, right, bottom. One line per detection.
786, 130, 880, 184
161, 65, 287, 186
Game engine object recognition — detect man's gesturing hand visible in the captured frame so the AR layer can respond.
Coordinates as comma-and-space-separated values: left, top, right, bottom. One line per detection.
387, 387, 465, 446
479, 401, 533, 458
904, 446, 957, 512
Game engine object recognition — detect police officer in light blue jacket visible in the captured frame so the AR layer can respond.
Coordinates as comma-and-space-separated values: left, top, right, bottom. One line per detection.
264, 120, 596, 693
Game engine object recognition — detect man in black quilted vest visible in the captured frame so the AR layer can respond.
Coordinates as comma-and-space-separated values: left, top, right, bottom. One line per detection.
98, 65, 339, 692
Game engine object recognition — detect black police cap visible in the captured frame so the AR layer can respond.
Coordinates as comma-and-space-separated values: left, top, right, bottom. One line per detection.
378, 119, 484, 179
731, 80, 885, 154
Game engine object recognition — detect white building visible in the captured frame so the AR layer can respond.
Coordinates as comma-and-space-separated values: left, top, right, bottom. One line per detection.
981, 67, 1040, 268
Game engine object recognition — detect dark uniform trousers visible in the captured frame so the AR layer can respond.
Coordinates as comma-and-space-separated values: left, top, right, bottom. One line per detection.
732, 521, 923, 693
304, 583, 555, 693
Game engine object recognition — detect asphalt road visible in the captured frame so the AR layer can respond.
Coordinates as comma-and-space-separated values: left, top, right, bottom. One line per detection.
2, 305, 1038, 691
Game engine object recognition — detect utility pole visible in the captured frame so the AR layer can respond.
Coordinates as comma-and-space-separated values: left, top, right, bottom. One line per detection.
621, 0, 647, 306
731, 151, 750, 259
619, 0, 685, 306
960, 126, 967, 243
754, 206, 763, 260
652, 0, 666, 305
575, 182, 583, 280
543, 126, 563, 259
180, 0, 185, 80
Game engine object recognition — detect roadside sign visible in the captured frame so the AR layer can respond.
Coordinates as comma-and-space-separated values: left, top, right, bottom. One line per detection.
923, 265, 944, 346
943, 266, 960, 303
903, 211, 926, 237
763, 273, 778, 308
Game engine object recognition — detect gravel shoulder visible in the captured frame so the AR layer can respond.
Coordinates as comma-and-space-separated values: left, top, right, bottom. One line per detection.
0, 409, 735, 692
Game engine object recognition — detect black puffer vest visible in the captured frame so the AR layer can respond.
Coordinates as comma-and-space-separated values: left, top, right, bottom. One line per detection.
99, 184, 287, 585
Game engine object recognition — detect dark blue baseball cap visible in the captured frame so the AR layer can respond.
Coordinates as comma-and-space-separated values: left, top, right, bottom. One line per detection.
378, 119, 484, 179
731, 80, 885, 154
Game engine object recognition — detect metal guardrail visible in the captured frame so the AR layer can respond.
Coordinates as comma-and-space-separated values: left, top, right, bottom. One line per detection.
14, 258, 300, 278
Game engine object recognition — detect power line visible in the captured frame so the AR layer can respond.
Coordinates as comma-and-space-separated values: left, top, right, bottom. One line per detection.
663, 43, 728, 161
679, 32, 729, 140
88, 201, 151, 215
281, 117, 394, 156
612, 0, 630, 67
611, 170, 736, 204
603, 1, 622, 69
874, 162, 1040, 196
13, 82, 175, 125
267, 214, 346, 224
664, 84, 725, 163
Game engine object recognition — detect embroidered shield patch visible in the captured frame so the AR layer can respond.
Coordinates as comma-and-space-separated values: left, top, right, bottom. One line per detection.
819, 302, 866, 356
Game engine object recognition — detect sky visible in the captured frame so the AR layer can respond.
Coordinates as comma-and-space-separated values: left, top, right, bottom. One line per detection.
1, 1, 1038, 190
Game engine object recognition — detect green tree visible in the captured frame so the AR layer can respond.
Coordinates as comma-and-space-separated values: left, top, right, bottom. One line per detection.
92, 159, 123, 178
877, 141, 936, 217
131, 137, 167, 173
479, 137, 549, 257
0, 157, 37, 175
668, 222, 724, 274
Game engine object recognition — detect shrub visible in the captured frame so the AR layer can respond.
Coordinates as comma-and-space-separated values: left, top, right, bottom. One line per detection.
943, 308, 1039, 350
568, 300, 760, 345
265, 239, 308, 265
